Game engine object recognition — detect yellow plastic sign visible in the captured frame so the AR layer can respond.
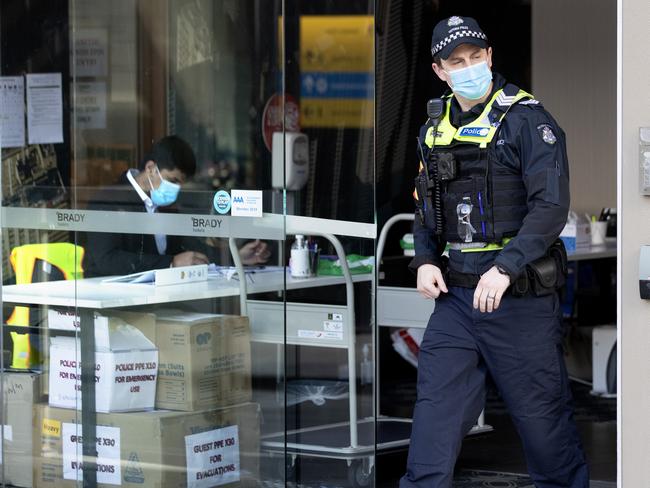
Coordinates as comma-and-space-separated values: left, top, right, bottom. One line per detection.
300, 15, 374, 128
300, 16, 374, 73
42, 418, 62, 438
301, 99, 373, 128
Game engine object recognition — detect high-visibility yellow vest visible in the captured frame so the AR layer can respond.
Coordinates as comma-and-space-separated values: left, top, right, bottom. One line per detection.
7, 243, 84, 369
425, 88, 533, 149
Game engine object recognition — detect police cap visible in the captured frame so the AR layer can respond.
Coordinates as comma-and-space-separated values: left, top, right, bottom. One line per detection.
431, 16, 488, 60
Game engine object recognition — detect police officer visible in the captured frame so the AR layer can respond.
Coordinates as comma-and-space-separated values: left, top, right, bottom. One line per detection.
400, 16, 589, 488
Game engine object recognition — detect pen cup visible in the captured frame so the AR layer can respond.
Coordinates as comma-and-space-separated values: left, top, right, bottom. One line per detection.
309, 249, 320, 277
590, 221, 607, 246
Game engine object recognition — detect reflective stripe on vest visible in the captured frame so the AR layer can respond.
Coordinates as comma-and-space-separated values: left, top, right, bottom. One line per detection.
460, 237, 513, 253
425, 87, 533, 149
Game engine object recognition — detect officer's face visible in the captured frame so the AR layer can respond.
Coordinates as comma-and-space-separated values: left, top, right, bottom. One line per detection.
432, 44, 493, 85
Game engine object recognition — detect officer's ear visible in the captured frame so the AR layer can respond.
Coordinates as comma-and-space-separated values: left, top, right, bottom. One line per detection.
486, 47, 493, 70
432, 60, 449, 84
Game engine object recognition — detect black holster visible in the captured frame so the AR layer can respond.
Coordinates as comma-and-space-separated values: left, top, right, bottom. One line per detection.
414, 172, 435, 228
511, 239, 568, 297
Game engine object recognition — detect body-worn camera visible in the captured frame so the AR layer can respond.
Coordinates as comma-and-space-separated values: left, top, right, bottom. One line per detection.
435, 152, 457, 181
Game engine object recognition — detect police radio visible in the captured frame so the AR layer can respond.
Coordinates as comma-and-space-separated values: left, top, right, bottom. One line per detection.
427, 98, 444, 123
426, 98, 445, 235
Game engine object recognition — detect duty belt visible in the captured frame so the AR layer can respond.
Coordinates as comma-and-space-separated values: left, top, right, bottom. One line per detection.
446, 269, 481, 288
446, 269, 530, 296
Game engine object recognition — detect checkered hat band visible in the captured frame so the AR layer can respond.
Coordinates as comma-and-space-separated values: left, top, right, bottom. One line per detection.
431, 31, 488, 56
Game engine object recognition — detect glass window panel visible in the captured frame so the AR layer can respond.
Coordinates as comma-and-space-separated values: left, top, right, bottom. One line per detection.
1, 1, 376, 487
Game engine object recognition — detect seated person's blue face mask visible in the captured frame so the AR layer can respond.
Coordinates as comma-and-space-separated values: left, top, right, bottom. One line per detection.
148, 166, 181, 206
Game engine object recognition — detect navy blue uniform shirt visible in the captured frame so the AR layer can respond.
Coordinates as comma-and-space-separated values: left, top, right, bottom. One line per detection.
410, 73, 570, 280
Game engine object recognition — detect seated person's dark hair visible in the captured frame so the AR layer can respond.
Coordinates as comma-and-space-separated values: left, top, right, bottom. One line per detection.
139, 135, 196, 177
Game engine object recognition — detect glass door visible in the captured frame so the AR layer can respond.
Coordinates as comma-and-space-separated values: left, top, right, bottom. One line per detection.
0, 1, 376, 487
279, 1, 376, 486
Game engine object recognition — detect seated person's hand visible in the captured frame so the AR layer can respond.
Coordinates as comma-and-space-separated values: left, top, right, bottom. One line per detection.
172, 251, 209, 267
239, 239, 271, 265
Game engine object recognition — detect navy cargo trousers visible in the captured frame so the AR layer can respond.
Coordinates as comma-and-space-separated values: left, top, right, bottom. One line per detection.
400, 286, 589, 488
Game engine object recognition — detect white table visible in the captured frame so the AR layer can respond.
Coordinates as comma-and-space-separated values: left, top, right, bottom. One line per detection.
2, 271, 371, 309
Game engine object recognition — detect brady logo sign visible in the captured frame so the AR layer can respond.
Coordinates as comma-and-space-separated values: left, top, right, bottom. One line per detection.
191, 217, 223, 233
56, 211, 85, 224
458, 127, 490, 138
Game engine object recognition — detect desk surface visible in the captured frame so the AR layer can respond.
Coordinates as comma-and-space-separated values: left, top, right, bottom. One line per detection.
2, 271, 372, 309
567, 239, 617, 262
3, 241, 615, 309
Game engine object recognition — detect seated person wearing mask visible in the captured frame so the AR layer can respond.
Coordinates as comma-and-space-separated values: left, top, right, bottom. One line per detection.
82, 135, 270, 277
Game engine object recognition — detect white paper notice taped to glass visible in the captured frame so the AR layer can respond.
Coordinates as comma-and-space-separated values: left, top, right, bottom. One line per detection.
26, 73, 64, 144
0, 76, 25, 148
185, 425, 240, 488
231, 190, 263, 217
62, 423, 121, 485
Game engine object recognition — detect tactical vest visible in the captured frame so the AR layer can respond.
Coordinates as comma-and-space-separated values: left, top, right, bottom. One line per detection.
421, 84, 533, 245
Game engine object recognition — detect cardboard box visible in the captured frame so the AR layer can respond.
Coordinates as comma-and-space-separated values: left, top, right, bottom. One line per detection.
152, 311, 252, 411
1, 372, 43, 487
33, 403, 260, 488
47, 310, 156, 342
48, 316, 158, 412
45, 311, 157, 401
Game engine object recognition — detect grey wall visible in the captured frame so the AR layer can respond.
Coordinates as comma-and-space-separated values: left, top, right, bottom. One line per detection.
532, 0, 616, 216
621, 0, 650, 484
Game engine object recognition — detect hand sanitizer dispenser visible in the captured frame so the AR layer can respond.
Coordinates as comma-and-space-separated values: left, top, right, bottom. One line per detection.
272, 132, 309, 190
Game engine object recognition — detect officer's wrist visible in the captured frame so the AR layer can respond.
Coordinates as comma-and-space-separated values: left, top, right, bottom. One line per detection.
494, 264, 512, 284
408, 254, 441, 274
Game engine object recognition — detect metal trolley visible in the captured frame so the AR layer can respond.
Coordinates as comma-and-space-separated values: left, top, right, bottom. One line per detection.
229, 216, 491, 487
229, 227, 378, 487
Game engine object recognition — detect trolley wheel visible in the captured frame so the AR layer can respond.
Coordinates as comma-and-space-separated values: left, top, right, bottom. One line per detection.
347, 459, 374, 488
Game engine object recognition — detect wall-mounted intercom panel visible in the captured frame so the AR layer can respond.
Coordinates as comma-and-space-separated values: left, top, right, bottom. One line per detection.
639, 128, 650, 195
639, 245, 650, 298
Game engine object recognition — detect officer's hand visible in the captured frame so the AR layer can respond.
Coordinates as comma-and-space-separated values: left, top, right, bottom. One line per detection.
474, 266, 510, 313
172, 251, 209, 267
417, 264, 448, 299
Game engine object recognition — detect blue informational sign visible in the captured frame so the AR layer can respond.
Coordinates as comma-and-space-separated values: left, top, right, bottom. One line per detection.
300, 72, 374, 100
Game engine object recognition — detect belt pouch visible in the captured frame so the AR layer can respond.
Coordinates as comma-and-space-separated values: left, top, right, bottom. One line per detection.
526, 255, 557, 297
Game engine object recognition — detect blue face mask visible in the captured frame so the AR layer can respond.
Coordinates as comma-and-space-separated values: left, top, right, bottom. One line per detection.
148, 167, 181, 207
446, 61, 493, 100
